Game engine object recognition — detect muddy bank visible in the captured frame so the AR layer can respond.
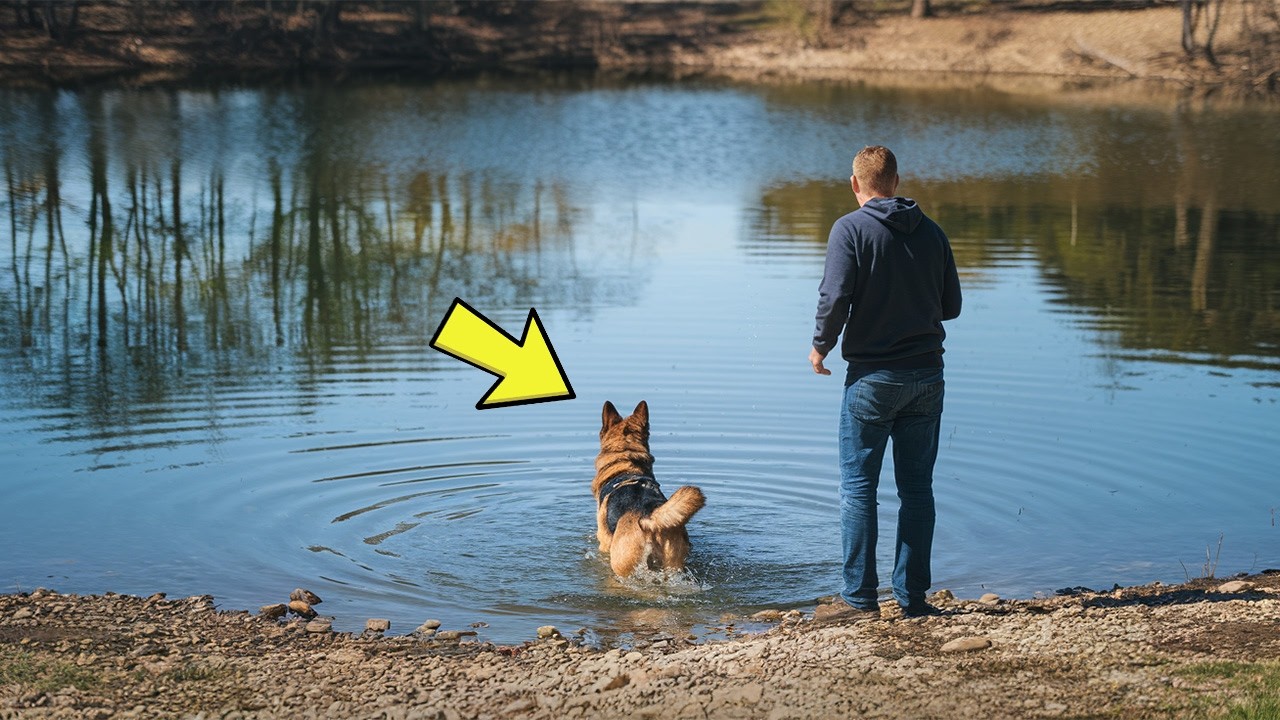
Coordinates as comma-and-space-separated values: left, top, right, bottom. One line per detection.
1, 1, 1276, 96
2, 572, 1278, 719
684, 3, 1279, 96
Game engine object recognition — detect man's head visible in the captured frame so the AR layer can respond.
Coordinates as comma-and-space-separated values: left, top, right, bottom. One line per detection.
851, 145, 899, 203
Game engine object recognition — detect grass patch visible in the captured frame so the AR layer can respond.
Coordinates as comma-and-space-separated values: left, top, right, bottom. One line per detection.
0, 649, 101, 693
1177, 661, 1280, 720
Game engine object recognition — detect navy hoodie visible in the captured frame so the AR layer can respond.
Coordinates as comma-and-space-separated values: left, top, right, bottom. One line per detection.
813, 196, 962, 378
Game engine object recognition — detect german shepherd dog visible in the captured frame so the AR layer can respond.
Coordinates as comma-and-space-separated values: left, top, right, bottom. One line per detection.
593, 401, 705, 578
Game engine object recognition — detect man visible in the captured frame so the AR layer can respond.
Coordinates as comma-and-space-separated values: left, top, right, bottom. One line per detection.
809, 145, 962, 620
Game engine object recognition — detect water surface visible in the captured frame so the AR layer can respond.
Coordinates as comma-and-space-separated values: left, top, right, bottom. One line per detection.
1, 75, 1277, 643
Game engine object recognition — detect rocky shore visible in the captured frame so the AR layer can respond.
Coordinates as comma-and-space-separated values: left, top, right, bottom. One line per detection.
2, 572, 1278, 719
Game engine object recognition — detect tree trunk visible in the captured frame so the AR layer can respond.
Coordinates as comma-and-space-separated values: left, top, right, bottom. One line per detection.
40, 1, 59, 39
912, 0, 931, 20
1181, 0, 1198, 55
416, 0, 430, 32
1203, 0, 1224, 65
315, 0, 340, 42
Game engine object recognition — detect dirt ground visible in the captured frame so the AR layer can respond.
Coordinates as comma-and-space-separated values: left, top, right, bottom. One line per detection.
0, 1, 1275, 96
688, 4, 1253, 84
2, 572, 1279, 719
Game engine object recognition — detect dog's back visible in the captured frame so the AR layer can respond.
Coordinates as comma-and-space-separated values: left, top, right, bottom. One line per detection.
602, 475, 666, 535
594, 401, 704, 577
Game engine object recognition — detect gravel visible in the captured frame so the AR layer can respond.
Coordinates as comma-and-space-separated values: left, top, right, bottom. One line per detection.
2, 573, 1278, 719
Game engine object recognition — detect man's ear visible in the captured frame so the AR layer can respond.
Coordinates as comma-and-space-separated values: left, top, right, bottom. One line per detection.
850, 174, 860, 195
891, 173, 900, 195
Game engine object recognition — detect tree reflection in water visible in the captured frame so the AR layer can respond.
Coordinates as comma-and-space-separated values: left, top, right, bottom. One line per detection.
748, 103, 1280, 367
1, 86, 590, 370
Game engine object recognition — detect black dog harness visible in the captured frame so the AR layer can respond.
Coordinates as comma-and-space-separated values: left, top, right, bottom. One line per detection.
597, 472, 661, 501
598, 472, 666, 534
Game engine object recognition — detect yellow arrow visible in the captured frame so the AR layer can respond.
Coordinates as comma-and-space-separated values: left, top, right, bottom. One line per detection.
429, 298, 575, 410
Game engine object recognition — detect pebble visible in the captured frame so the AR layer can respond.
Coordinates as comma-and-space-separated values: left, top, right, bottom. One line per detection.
365, 618, 391, 633
259, 604, 288, 620
290, 588, 323, 605
941, 636, 993, 653
1217, 580, 1255, 593
538, 625, 562, 639
288, 600, 317, 618
751, 609, 784, 622
713, 682, 764, 705
658, 663, 685, 679
591, 673, 630, 693
502, 698, 537, 714
305, 619, 332, 634
979, 593, 1001, 605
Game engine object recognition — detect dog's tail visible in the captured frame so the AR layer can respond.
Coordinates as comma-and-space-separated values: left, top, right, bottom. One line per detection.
641, 485, 705, 531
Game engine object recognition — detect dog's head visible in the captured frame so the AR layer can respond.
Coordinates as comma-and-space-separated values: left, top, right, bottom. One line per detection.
600, 400, 650, 452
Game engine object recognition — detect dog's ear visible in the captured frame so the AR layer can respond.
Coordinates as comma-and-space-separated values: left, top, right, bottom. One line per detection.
602, 401, 622, 429
632, 400, 649, 426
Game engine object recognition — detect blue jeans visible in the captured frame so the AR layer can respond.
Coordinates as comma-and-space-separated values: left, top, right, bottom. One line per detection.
839, 367, 944, 609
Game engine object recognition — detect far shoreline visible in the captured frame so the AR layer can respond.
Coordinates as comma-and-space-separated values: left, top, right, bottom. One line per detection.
1, 1, 1275, 101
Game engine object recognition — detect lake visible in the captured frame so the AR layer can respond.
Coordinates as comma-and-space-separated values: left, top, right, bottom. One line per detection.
1, 73, 1277, 644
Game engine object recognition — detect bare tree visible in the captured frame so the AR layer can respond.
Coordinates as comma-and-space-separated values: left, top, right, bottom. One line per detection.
37, 0, 80, 40
1182, 0, 1226, 63
1182, 0, 1198, 53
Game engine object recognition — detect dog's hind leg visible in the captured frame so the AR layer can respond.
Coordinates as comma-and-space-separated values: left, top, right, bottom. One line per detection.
596, 502, 613, 552
608, 513, 647, 577
652, 529, 692, 572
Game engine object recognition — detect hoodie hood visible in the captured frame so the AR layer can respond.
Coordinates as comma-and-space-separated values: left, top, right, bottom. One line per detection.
860, 196, 923, 234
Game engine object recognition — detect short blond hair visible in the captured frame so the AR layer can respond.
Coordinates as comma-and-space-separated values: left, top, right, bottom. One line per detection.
852, 145, 898, 196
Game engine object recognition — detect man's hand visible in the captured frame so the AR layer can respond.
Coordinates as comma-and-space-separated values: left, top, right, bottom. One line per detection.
809, 347, 832, 376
